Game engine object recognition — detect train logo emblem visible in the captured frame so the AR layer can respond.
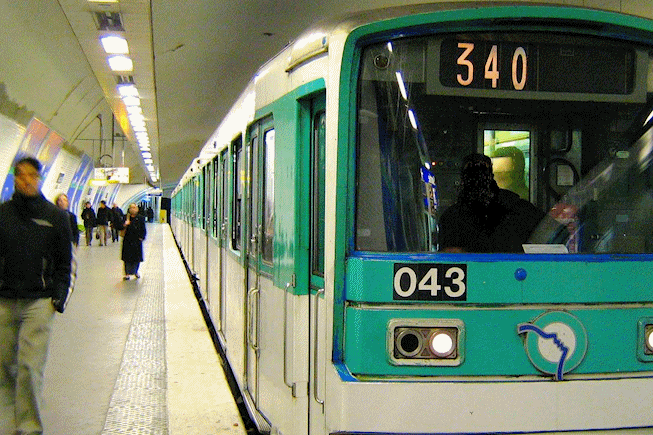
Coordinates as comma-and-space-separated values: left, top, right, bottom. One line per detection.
518, 311, 587, 381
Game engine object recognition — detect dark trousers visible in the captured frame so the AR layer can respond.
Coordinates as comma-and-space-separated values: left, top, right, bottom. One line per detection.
124, 261, 141, 275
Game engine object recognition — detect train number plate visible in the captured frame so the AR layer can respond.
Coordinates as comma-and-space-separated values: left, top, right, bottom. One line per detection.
393, 263, 467, 301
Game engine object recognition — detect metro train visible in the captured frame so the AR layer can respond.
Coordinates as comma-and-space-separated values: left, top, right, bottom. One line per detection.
171, 2, 653, 434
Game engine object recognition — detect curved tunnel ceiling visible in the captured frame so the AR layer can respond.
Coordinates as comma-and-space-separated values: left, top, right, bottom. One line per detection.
1, 0, 650, 190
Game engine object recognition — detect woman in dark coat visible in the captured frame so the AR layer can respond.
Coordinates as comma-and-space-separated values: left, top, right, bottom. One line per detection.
121, 203, 146, 280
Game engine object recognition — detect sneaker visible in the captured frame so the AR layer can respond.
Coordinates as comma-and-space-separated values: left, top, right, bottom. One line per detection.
123, 275, 131, 280
135, 274, 140, 279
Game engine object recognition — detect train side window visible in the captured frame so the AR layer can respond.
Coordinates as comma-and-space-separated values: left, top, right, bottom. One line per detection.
212, 157, 219, 238
261, 128, 275, 264
231, 135, 243, 251
312, 110, 326, 276
201, 166, 207, 230
221, 150, 229, 246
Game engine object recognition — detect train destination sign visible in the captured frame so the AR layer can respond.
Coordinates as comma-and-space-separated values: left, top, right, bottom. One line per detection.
436, 37, 635, 95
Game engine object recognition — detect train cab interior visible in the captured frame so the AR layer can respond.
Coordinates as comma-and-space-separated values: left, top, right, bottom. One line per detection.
355, 32, 653, 254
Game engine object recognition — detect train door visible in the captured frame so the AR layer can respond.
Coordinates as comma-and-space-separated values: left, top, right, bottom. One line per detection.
201, 164, 211, 299
244, 118, 274, 423
480, 124, 535, 202
188, 177, 196, 270
480, 122, 583, 216
244, 122, 260, 408
307, 95, 327, 434
218, 149, 229, 338
204, 162, 213, 307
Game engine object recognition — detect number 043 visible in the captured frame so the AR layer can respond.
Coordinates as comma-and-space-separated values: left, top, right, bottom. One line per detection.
456, 42, 527, 90
394, 266, 466, 298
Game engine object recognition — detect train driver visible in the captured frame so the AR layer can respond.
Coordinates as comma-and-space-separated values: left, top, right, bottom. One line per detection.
438, 153, 544, 253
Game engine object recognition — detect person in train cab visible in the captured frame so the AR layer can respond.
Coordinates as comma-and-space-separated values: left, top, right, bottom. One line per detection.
95, 200, 110, 246
121, 203, 147, 280
110, 202, 124, 243
0, 157, 74, 435
491, 146, 529, 200
438, 153, 544, 253
55, 193, 80, 247
81, 201, 96, 246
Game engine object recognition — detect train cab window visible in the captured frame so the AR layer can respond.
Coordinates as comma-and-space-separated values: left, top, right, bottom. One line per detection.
231, 135, 243, 251
355, 33, 653, 254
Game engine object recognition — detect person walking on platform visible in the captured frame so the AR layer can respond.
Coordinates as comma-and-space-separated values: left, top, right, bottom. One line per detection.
81, 201, 96, 246
110, 202, 124, 243
55, 193, 80, 247
0, 157, 74, 435
122, 203, 146, 280
96, 200, 110, 246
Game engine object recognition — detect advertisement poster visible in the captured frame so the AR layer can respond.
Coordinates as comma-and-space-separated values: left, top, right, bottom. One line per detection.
37, 131, 64, 181
1, 119, 50, 202
68, 154, 93, 215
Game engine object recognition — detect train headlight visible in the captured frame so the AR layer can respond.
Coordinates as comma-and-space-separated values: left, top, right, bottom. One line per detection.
636, 318, 653, 361
429, 330, 456, 358
395, 328, 423, 357
389, 319, 464, 366
646, 325, 653, 355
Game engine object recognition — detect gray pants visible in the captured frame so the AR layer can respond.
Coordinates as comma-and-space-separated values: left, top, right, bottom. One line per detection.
0, 298, 55, 435
84, 226, 93, 246
97, 225, 108, 246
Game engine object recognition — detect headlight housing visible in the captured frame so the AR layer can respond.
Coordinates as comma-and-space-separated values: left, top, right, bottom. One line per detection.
636, 318, 653, 361
388, 319, 464, 366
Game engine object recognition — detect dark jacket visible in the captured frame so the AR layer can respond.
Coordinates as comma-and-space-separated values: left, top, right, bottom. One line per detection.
81, 207, 96, 228
0, 192, 74, 312
67, 211, 80, 246
121, 214, 146, 263
110, 206, 124, 229
439, 188, 545, 253
96, 206, 109, 225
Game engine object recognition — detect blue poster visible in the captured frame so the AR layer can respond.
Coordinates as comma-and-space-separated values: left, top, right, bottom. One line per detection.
68, 154, 92, 214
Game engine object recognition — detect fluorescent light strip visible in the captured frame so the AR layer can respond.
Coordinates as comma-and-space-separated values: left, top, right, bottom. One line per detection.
108, 55, 133, 72
118, 84, 139, 97
101, 36, 129, 54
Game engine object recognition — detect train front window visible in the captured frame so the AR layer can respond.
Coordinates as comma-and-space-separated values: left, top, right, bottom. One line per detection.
355, 33, 653, 254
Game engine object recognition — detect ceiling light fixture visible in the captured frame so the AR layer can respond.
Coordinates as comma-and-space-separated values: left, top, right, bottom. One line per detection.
126, 106, 142, 116
122, 96, 140, 106
101, 35, 129, 54
118, 84, 139, 97
108, 55, 133, 72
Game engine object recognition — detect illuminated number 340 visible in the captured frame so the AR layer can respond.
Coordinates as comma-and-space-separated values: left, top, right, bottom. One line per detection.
456, 43, 527, 90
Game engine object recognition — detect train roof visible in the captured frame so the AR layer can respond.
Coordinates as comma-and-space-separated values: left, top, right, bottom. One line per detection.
174, 1, 653, 192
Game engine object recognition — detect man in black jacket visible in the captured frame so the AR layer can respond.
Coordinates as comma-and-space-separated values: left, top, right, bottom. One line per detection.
0, 156, 74, 435
96, 200, 110, 246
81, 201, 96, 246
439, 153, 544, 253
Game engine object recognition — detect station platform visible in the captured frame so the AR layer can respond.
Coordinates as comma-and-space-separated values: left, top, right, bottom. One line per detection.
40, 223, 246, 435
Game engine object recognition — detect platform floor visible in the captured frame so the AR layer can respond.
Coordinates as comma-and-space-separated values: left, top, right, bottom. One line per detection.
40, 223, 245, 435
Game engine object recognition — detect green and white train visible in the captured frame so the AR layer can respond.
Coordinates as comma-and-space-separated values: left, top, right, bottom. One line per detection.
171, 2, 653, 433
